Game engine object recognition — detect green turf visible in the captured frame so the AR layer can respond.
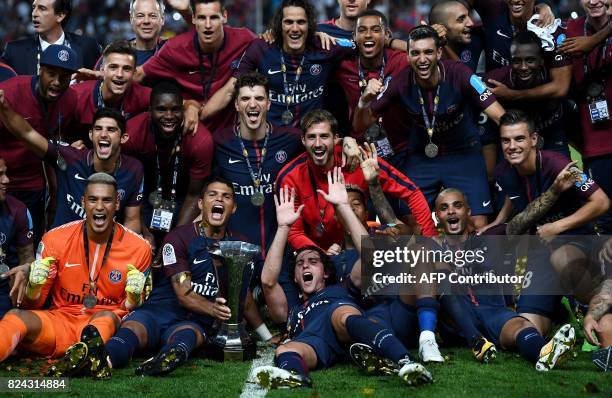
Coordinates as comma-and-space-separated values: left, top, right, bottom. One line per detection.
0, 348, 609, 398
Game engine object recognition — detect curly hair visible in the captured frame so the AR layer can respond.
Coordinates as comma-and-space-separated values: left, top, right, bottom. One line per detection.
271, 0, 317, 52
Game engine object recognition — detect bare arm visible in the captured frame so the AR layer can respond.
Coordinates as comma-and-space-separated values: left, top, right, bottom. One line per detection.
488, 66, 572, 101
482, 101, 505, 125
506, 161, 578, 235
200, 76, 237, 121
171, 272, 231, 320
0, 90, 48, 158
584, 278, 612, 346
352, 79, 383, 133
262, 186, 305, 323
177, 177, 206, 226
360, 143, 401, 226
549, 188, 610, 234
123, 205, 142, 235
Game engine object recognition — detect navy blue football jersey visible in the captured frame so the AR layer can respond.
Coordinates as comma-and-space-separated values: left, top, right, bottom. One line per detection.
213, 124, 303, 255
44, 142, 144, 228
0, 195, 33, 296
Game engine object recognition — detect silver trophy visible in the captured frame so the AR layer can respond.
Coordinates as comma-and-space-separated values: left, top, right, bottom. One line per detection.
207, 241, 259, 361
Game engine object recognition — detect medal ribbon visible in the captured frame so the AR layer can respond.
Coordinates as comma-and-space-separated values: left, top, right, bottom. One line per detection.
82, 222, 115, 298
235, 123, 271, 191
153, 132, 183, 206
194, 32, 219, 100
416, 84, 441, 145
95, 80, 124, 115
357, 54, 386, 95
280, 52, 306, 115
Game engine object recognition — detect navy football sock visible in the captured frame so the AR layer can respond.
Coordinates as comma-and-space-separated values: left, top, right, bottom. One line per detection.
439, 294, 482, 346
416, 297, 439, 333
164, 328, 198, 357
346, 315, 410, 363
106, 327, 140, 369
275, 351, 309, 375
516, 327, 547, 363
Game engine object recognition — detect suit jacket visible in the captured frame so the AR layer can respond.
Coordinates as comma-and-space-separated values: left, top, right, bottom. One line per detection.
1, 32, 101, 75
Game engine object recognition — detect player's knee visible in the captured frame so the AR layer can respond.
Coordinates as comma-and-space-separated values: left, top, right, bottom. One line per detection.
121, 320, 149, 345
90, 310, 121, 328
598, 314, 612, 347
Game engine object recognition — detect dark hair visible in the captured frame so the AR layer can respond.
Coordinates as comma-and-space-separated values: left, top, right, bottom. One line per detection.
151, 80, 183, 103
92, 108, 126, 135
288, 246, 337, 286
201, 176, 235, 197
53, 0, 72, 28
299, 109, 338, 136
408, 25, 443, 48
429, 0, 468, 26
190, 0, 225, 14
272, 0, 317, 51
355, 9, 388, 32
233, 72, 269, 100
512, 30, 544, 57
346, 184, 366, 204
499, 109, 536, 133
102, 41, 137, 65
435, 187, 469, 210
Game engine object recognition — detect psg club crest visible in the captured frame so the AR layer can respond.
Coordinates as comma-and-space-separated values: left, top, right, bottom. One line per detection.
58, 49, 70, 62
460, 50, 471, 63
310, 64, 322, 76
109, 269, 123, 283
275, 150, 288, 164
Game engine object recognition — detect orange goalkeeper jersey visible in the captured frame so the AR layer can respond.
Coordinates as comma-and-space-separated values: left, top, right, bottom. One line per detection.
31, 220, 151, 315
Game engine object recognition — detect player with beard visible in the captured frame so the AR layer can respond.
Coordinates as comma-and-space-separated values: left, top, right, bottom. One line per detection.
72, 41, 151, 141
213, 72, 303, 255
0, 173, 150, 379
124, 82, 213, 240
55, 177, 250, 377
0, 157, 35, 318
0, 96, 144, 234
204, 0, 355, 128
565, 0, 612, 234
137, 0, 256, 134
490, 110, 609, 336
0, 44, 80, 244
354, 26, 505, 229
484, 31, 571, 157
335, 10, 411, 157
254, 172, 432, 388
276, 109, 436, 252
429, 0, 485, 73
432, 187, 577, 370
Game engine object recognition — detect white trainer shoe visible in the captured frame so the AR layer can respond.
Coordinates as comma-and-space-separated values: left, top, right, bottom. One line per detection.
418, 331, 444, 363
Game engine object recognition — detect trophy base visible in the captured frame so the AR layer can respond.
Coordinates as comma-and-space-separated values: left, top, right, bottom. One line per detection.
206, 322, 256, 362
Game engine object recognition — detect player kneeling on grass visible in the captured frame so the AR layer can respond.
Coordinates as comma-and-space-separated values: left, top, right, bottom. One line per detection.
434, 185, 576, 370
254, 169, 432, 388
0, 173, 151, 379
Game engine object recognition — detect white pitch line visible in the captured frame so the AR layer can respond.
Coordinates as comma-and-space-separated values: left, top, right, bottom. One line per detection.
240, 345, 275, 398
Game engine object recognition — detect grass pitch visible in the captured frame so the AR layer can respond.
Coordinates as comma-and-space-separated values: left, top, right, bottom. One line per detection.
0, 347, 609, 398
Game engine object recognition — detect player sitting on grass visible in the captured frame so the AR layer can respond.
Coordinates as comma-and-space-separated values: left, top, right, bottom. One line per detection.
55, 177, 268, 377
0, 173, 150, 379
253, 169, 432, 388
433, 186, 576, 371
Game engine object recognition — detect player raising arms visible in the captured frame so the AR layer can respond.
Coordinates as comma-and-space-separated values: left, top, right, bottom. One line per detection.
254, 170, 432, 389
0, 173, 150, 379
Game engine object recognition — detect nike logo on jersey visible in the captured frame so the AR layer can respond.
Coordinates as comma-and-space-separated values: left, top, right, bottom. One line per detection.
482, 201, 491, 207
509, 196, 520, 200
64, 263, 81, 268
74, 173, 87, 181
228, 158, 243, 164
193, 258, 208, 264
267, 68, 284, 75
496, 30, 511, 39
